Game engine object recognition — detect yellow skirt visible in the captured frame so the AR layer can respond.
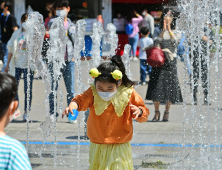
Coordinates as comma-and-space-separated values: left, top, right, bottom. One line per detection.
89, 141, 134, 170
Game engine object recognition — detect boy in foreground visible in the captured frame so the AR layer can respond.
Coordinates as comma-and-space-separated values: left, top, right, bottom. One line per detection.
0, 72, 32, 169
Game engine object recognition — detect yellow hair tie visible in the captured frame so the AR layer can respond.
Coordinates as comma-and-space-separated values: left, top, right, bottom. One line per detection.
89, 68, 101, 78
111, 70, 123, 80
89, 68, 123, 80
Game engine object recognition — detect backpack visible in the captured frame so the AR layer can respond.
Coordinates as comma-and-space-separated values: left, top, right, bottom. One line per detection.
125, 24, 134, 35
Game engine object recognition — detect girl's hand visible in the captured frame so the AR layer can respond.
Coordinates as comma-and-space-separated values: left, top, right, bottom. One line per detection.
62, 102, 78, 119
130, 104, 141, 120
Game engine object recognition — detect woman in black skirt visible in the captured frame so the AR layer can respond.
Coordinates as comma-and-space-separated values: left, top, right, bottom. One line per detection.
146, 8, 183, 122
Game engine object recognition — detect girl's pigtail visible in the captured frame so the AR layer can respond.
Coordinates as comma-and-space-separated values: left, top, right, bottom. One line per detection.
111, 55, 135, 87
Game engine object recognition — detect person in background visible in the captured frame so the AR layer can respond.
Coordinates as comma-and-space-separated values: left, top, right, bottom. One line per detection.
43, 3, 52, 21
146, 8, 183, 122
97, 14, 104, 28
44, 3, 56, 31
116, 13, 122, 19
0, 1, 5, 63
0, 1, 5, 40
4, 13, 33, 122
138, 27, 153, 85
0, 1, 17, 72
127, 10, 143, 61
48, 0, 75, 122
0, 72, 32, 169
140, 9, 154, 38
191, 25, 214, 105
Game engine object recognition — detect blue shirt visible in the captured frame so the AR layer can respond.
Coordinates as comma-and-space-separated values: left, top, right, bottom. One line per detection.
0, 135, 32, 170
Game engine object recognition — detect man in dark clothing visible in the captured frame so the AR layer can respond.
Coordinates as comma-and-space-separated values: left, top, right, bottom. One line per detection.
0, 1, 17, 71
192, 27, 213, 105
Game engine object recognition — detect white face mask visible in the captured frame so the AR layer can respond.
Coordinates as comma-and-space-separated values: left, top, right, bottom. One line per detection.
97, 89, 117, 101
56, 10, 67, 18
142, 12, 147, 16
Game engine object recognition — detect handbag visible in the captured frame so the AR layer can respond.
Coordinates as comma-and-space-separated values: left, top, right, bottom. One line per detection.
146, 47, 165, 67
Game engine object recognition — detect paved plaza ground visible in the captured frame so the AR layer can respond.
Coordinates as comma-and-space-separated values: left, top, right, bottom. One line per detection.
1, 57, 222, 169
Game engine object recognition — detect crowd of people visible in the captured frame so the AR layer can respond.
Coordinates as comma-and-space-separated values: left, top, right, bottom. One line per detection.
0, 0, 215, 169
1, 0, 76, 122
0, 0, 214, 121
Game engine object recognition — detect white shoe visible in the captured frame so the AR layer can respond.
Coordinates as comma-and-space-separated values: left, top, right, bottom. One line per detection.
130, 56, 133, 61
141, 82, 146, 85
133, 57, 139, 61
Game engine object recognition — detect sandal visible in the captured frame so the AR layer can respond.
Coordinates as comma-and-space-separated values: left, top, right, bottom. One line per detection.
162, 111, 169, 122
152, 111, 160, 122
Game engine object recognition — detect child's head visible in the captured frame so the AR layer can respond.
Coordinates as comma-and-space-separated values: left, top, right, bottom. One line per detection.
94, 55, 135, 92
0, 73, 18, 127
140, 27, 150, 37
21, 13, 28, 29
54, 0, 70, 17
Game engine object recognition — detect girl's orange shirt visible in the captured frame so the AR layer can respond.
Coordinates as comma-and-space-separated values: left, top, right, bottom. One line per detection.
72, 87, 149, 144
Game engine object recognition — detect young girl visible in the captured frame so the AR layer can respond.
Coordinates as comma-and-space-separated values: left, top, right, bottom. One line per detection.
62, 55, 149, 170
4, 13, 34, 121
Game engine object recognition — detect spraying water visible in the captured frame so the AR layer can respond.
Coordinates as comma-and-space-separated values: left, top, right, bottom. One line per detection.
170, 0, 222, 169
73, 19, 86, 168
121, 44, 133, 79
104, 23, 118, 58
91, 21, 104, 67
24, 11, 45, 153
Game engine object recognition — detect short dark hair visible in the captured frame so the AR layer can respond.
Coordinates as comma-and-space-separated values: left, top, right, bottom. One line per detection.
4, 1, 12, 12
21, 13, 28, 22
140, 27, 150, 35
54, 0, 69, 8
0, 73, 17, 120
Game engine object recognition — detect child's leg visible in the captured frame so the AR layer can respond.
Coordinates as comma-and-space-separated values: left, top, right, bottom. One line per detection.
147, 65, 152, 76
48, 63, 61, 115
62, 61, 75, 106
128, 38, 134, 57
14, 68, 22, 104
140, 59, 147, 82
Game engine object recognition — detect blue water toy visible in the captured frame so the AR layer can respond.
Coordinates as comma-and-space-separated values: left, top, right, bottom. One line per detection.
68, 109, 79, 123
